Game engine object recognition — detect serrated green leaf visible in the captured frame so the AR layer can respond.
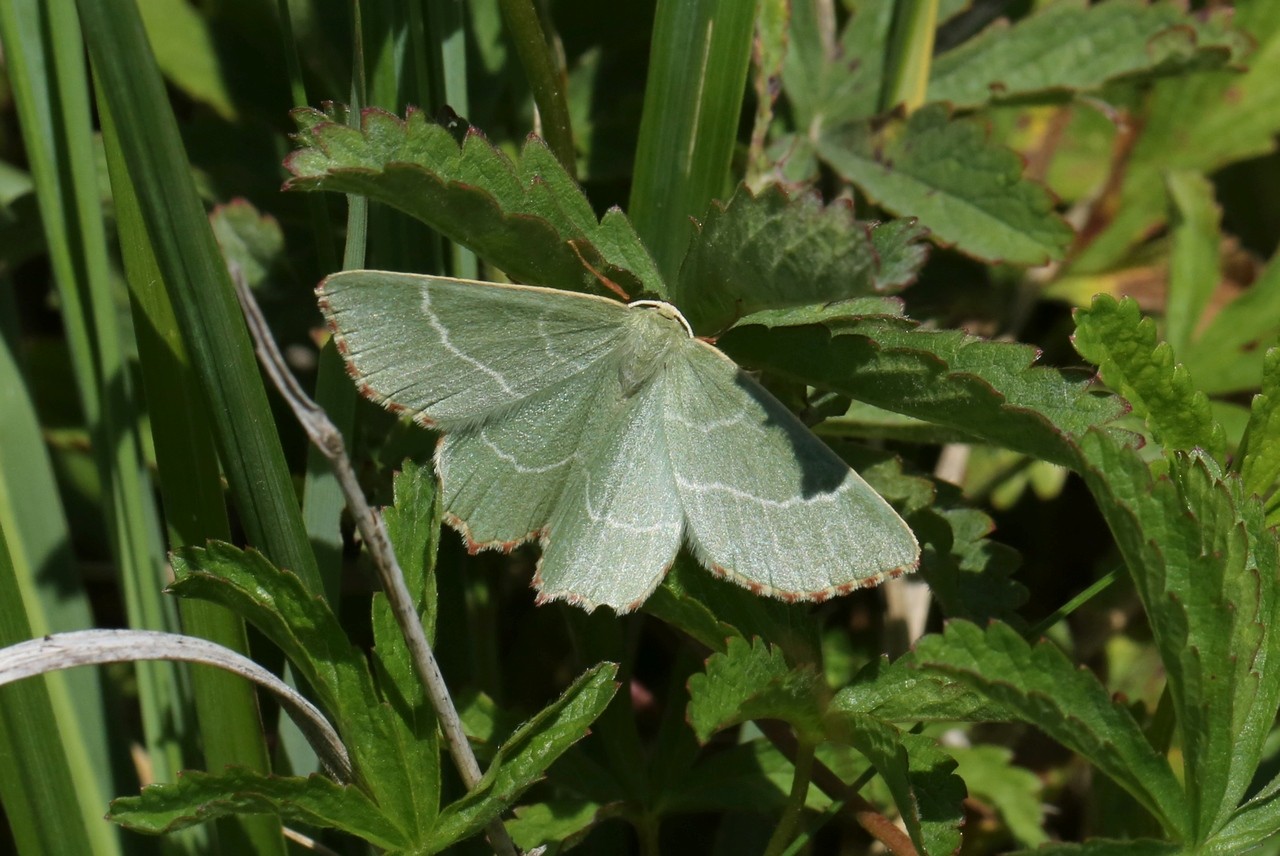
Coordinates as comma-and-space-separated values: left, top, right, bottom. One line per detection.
370, 462, 444, 834
1185, 250, 1280, 395
719, 307, 1127, 470
1240, 349, 1280, 498
1206, 774, 1280, 854
168, 543, 419, 826
815, 105, 1074, 265
285, 106, 664, 298
107, 768, 407, 848
950, 745, 1048, 848
672, 184, 926, 333
834, 655, 1014, 724
687, 637, 828, 744
928, 0, 1243, 110
781, 0, 893, 129
1072, 2, 1280, 272
825, 715, 964, 856
646, 554, 821, 661
507, 799, 622, 853
381, 459, 440, 642
427, 663, 618, 852
1077, 432, 1280, 839
912, 620, 1188, 837
209, 198, 285, 294
832, 444, 1027, 626
1073, 294, 1225, 456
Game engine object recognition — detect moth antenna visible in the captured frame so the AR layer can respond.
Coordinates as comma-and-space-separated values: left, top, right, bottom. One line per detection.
628, 299, 694, 338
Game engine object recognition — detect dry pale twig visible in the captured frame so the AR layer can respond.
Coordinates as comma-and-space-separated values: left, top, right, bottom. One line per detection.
0, 629, 352, 781
235, 278, 517, 856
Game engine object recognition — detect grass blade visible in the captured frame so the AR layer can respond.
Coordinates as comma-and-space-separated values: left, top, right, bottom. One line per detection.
629, 0, 755, 280
74, 0, 321, 594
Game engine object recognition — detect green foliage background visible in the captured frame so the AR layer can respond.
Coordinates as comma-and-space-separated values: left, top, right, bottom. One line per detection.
2, 1, 1280, 854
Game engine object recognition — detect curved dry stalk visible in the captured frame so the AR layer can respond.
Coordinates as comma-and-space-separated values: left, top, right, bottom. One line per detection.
235, 277, 518, 856
0, 629, 352, 781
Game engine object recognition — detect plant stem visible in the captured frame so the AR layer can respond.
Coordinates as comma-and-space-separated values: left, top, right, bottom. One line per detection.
1027, 566, 1122, 640
234, 278, 519, 856
763, 736, 816, 856
497, 0, 575, 175
758, 719, 917, 855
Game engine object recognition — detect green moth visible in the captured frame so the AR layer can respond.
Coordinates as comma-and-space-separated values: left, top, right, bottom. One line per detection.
318, 271, 919, 613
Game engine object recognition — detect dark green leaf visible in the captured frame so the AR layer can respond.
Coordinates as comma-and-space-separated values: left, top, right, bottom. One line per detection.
928, 0, 1243, 110
1185, 251, 1280, 395
833, 655, 1014, 724
815, 106, 1074, 265
647, 554, 821, 660
687, 637, 828, 744
1072, 2, 1280, 272
1207, 774, 1280, 854
370, 463, 443, 834
1073, 294, 1226, 456
1240, 349, 1280, 498
826, 715, 964, 856
1077, 432, 1280, 839
507, 799, 623, 853
719, 306, 1127, 469
168, 543, 419, 826
842, 447, 1027, 626
427, 663, 618, 852
209, 198, 286, 295
950, 745, 1047, 848
912, 620, 1188, 837
672, 183, 926, 333
107, 768, 407, 848
285, 106, 663, 298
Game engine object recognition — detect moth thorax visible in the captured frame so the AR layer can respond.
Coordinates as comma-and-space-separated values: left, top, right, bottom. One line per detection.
618, 302, 686, 396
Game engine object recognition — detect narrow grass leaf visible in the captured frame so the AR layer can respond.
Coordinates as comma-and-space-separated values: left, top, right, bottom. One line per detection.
77, 0, 322, 594
912, 620, 1188, 837
0, 289, 118, 853
0, 523, 114, 856
1073, 294, 1226, 456
102, 104, 287, 855
629, 0, 755, 280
